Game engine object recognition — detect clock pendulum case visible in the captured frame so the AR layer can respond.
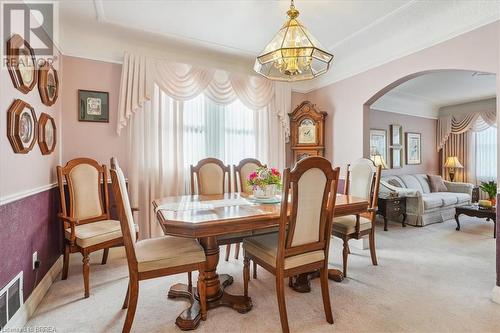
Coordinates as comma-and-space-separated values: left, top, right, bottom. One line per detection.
289, 101, 327, 164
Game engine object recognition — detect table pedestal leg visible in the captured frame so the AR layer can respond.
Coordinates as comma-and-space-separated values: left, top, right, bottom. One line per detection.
290, 268, 344, 293
167, 236, 252, 330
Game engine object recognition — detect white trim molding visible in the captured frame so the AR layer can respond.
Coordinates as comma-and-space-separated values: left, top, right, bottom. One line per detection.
0, 183, 58, 206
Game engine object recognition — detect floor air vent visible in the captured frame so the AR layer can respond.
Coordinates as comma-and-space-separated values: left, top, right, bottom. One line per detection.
0, 272, 23, 329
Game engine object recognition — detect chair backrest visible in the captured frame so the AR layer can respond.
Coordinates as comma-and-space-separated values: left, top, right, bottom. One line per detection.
190, 158, 231, 195
56, 157, 109, 224
345, 158, 381, 211
278, 157, 339, 266
110, 158, 138, 266
234, 158, 265, 194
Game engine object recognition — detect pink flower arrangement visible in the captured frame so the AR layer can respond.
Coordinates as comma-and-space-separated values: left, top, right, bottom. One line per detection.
247, 166, 282, 191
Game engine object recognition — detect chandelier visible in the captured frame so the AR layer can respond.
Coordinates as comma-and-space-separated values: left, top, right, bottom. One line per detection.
254, 0, 334, 81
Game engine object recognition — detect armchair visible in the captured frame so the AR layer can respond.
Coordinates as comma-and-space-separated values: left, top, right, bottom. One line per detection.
56, 157, 123, 298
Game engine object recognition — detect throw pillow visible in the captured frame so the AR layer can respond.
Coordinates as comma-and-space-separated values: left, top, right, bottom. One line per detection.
428, 175, 447, 192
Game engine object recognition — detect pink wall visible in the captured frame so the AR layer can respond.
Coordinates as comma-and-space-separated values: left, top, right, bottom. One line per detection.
370, 110, 438, 176
0, 47, 63, 300
0, 53, 62, 201
303, 22, 499, 170
61, 56, 127, 173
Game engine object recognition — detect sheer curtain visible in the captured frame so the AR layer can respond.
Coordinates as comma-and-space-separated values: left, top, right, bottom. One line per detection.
475, 126, 497, 182
128, 85, 270, 238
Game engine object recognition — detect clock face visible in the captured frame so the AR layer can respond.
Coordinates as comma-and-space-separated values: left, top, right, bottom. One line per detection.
298, 118, 316, 144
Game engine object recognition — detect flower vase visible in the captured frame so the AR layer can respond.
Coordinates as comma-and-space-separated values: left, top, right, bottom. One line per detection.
254, 184, 277, 199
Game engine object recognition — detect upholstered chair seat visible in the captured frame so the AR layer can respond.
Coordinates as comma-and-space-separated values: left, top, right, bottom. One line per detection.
243, 233, 325, 270
332, 216, 372, 235
64, 220, 122, 247
135, 236, 205, 272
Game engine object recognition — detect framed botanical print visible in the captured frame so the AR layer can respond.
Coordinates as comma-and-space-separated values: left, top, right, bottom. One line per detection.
6, 34, 37, 94
78, 90, 109, 122
390, 124, 403, 146
406, 132, 421, 165
370, 129, 387, 162
38, 113, 57, 155
7, 99, 38, 154
390, 147, 403, 169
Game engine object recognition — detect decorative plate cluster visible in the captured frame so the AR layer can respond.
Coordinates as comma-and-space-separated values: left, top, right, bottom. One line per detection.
5, 34, 59, 155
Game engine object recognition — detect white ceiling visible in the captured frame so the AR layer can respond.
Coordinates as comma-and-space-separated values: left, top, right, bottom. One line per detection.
372, 70, 497, 118
57, 0, 500, 92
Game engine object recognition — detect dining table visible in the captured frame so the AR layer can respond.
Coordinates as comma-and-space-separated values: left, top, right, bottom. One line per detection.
153, 192, 369, 330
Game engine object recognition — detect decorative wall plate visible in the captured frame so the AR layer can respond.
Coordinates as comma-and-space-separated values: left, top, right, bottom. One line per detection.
38, 61, 59, 106
38, 113, 56, 155
6, 34, 37, 94
7, 99, 38, 154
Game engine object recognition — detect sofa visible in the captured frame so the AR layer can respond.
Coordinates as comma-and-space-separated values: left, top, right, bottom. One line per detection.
379, 174, 473, 226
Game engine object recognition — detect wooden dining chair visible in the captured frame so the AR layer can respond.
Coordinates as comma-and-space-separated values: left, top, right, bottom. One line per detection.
233, 158, 279, 278
332, 158, 382, 278
190, 157, 231, 195
190, 158, 252, 261
111, 158, 207, 333
56, 157, 124, 298
242, 157, 340, 333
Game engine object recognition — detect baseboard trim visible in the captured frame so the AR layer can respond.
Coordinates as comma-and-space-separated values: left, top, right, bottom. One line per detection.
6, 256, 63, 329
492, 285, 500, 304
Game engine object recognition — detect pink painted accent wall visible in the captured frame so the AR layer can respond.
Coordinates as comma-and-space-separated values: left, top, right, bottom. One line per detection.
303, 22, 499, 170
0, 54, 62, 199
370, 110, 439, 176
61, 56, 127, 173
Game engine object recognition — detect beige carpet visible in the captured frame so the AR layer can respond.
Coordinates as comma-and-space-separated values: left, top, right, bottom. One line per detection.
27, 217, 500, 333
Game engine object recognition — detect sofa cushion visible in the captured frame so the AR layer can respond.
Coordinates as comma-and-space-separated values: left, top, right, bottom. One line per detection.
456, 193, 471, 204
440, 192, 458, 206
422, 194, 443, 210
414, 174, 432, 193
428, 175, 447, 192
385, 176, 406, 189
399, 175, 425, 193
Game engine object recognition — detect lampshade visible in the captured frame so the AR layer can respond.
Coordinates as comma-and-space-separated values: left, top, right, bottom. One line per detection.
444, 156, 463, 169
254, 0, 334, 81
371, 154, 388, 169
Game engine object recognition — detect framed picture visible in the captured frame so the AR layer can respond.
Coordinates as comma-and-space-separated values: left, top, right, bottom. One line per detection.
38, 60, 59, 106
6, 34, 37, 94
390, 124, 403, 146
38, 113, 57, 155
370, 129, 387, 162
7, 99, 38, 154
390, 147, 403, 169
406, 132, 421, 165
78, 90, 109, 122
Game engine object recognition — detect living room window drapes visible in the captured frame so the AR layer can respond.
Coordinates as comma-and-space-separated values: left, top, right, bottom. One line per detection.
117, 53, 291, 238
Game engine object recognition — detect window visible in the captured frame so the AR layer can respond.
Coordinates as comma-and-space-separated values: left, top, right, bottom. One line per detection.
475, 126, 497, 181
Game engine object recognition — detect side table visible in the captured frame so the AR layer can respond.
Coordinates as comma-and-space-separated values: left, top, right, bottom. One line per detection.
377, 196, 407, 231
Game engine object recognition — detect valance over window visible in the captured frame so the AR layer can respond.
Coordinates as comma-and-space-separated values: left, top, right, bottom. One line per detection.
437, 110, 496, 151
117, 52, 290, 138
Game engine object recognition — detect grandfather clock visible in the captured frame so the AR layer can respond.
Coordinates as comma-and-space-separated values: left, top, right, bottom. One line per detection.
289, 101, 327, 164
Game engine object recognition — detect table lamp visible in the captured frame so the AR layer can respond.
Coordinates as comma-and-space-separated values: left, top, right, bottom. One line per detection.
370, 148, 388, 169
444, 156, 463, 182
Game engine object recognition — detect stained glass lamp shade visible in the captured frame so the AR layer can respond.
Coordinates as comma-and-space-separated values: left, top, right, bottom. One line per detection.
254, 1, 334, 81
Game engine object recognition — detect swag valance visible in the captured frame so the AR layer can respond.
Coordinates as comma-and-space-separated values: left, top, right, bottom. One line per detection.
117, 53, 289, 136
437, 110, 497, 151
